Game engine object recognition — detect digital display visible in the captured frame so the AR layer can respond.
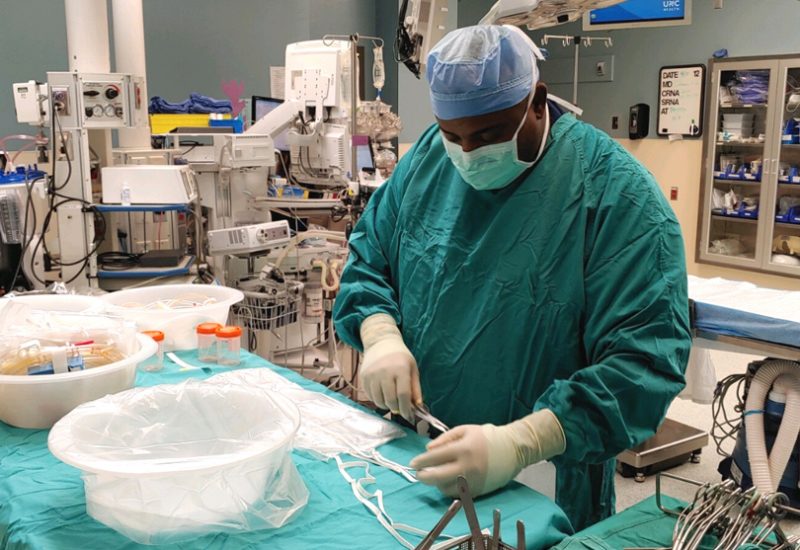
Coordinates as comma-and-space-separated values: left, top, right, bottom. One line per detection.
588, 0, 686, 25
353, 135, 374, 172
356, 143, 374, 171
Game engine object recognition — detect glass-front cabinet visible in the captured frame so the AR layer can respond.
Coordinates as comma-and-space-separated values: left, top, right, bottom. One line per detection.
699, 56, 800, 278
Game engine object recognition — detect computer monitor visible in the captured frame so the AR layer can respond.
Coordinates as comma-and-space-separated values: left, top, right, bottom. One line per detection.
353, 135, 375, 173
252, 96, 289, 151
583, 0, 691, 30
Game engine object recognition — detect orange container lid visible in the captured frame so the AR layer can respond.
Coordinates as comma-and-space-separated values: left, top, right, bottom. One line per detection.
196, 322, 222, 335
215, 325, 242, 338
142, 330, 165, 342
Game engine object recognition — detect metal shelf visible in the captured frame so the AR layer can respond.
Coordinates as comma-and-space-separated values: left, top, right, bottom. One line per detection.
93, 203, 190, 213
711, 213, 758, 223
719, 103, 768, 109
715, 141, 766, 147
97, 255, 195, 279
713, 179, 761, 185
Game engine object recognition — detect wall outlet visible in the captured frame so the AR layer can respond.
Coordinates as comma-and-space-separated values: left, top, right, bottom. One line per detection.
51, 88, 70, 115
612, 116, 619, 130
596, 61, 607, 77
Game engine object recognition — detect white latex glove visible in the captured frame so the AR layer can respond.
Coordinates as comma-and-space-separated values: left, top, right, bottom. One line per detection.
359, 313, 422, 423
410, 409, 566, 497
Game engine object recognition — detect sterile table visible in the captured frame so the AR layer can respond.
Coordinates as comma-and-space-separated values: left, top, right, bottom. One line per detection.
0, 351, 571, 550
553, 494, 703, 549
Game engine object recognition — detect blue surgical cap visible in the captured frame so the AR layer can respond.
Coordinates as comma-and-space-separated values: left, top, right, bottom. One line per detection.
426, 25, 539, 121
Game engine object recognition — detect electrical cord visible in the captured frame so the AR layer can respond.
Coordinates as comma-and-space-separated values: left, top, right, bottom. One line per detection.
28, 195, 105, 285
711, 373, 748, 458
51, 104, 72, 191
179, 140, 202, 156
330, 204, 348, 222
8, 175, 45, 291
26, 104, 100, 286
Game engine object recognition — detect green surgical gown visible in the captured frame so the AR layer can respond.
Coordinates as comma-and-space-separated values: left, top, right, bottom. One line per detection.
333, 113, 691, 532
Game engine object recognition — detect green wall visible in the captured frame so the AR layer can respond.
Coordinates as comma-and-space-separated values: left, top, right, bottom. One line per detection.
0, 0, 393, 141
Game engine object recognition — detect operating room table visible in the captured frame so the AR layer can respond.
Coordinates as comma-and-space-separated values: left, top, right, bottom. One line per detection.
688, 275, 800, 361
0, 351, 571, 550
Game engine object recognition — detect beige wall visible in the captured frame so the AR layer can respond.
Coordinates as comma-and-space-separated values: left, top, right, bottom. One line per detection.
399, 138, 799, 291
618, 138, 799, 291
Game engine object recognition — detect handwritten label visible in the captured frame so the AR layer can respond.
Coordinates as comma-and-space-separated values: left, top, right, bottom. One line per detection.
658, 65, 705, 137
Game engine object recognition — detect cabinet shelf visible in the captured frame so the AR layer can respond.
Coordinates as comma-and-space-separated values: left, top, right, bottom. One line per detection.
711, 213, 758, 223
700, 57, 800, 279
719, 103, 768, 109
715, 142, 766, 147
714, 179, 761, 186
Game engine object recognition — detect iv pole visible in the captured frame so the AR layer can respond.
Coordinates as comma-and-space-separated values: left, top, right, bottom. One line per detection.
541, 34, 612, 106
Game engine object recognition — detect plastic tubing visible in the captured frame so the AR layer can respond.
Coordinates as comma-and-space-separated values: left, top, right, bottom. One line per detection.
272, 230, 347, 270
327, 258, 343, 291
0, 135, 42, 168
311, 259, 333, 292
744, 360, 800, 493
0, 134, 41, 152
768, 374, 800, 489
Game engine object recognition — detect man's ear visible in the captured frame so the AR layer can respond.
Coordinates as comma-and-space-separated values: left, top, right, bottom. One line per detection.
532, 82, 548, 118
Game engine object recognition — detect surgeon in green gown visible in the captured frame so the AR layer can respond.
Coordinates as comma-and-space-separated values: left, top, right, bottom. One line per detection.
332, 24, 691, 532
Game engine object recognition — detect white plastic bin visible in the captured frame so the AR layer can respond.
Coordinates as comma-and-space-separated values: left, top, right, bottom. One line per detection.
48, 380, 308, 544
101, 284, 244, 350
722, 113, 753, 124
0, 333, 156, 429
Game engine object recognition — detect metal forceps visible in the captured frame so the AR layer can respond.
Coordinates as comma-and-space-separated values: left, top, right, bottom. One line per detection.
414, 403, 450, 433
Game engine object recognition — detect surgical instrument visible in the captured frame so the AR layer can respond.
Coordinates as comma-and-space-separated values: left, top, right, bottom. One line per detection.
414, 476, 528, 550
414, 403, 450, 433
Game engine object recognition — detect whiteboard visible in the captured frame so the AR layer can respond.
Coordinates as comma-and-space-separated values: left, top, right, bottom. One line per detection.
657, 64, 706, 137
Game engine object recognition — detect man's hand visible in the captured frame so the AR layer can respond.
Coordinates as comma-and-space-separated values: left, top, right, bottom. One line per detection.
361, 348, 422, 423
410, 409, 566, 497
359, 314, 422, 422
410, 424, 494, 496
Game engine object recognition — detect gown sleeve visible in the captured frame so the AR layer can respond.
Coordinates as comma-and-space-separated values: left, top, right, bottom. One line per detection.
332, 133, 431, 351
535, 145, 692, 465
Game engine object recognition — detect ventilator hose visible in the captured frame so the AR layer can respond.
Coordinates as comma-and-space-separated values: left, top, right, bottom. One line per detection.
272, 230, 347, 270
769, 374, 800, 489
744, 360, 800, 494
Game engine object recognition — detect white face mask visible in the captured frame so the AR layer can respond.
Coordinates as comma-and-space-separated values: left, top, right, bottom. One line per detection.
442, 92, 550, 191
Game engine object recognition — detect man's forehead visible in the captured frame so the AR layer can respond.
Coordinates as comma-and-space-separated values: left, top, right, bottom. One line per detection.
437, 101, 526, 131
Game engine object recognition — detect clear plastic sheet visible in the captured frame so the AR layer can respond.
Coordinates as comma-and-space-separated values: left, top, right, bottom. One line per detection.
48, 379, 309, 545
209, 368, 405, 458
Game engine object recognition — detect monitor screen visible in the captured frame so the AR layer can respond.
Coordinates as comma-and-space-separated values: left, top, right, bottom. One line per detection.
353, 135, 374, 172
584, 0, 690, 30
252, 96, 289, 151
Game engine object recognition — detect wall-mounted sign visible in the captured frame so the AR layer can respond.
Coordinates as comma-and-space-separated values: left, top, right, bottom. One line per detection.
658, 64, 706, 137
